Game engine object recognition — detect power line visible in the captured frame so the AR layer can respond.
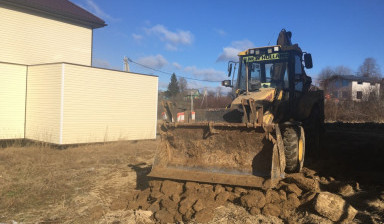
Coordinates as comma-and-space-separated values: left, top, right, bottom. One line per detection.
127, 58, 223, 83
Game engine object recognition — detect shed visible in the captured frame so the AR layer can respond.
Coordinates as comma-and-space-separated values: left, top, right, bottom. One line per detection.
324, 75, 380, 102
0, 0, 158, 144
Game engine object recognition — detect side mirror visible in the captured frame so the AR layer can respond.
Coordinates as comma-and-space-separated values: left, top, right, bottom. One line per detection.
304, 53, 313, 69
222, 80, 232, 87
227, 63, 232, 77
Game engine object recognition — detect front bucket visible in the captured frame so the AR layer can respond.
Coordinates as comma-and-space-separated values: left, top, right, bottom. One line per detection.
148, 122, 276, 188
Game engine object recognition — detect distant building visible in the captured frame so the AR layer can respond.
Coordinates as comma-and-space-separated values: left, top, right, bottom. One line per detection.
324, 75, 380, 101
0, 0, 158, 144
184, 89, 201, 100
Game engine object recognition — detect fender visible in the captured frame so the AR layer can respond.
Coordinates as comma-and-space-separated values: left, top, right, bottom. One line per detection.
295, 90, 324, 120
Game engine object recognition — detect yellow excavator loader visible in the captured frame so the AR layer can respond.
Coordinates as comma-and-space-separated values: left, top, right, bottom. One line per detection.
148, 29, 324, 188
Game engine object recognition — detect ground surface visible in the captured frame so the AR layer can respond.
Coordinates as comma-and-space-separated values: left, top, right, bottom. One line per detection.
0, 122, 383, 223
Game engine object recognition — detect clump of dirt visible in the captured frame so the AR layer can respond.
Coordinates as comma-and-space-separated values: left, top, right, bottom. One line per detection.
112, 168, 367, 223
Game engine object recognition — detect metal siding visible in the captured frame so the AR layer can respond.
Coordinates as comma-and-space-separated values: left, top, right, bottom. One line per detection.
0, 6, 92, 66
0, 63, 27, 139
25, 64, 62, 144
62, 64, 158, 144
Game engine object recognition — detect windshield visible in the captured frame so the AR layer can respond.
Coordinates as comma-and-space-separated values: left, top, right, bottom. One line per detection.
237, 57, 289, 91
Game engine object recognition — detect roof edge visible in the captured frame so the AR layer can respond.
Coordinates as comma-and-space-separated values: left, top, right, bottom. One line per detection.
0, 0, 107, 29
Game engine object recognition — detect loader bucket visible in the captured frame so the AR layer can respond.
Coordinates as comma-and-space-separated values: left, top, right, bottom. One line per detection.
148, 122, 284, 188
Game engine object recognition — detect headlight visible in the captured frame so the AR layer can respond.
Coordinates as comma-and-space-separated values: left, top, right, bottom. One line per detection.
268, 48, 273, 53
274, 46, 279, 52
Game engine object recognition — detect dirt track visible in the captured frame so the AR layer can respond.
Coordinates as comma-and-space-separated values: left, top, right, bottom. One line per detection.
0, 122, 383, 223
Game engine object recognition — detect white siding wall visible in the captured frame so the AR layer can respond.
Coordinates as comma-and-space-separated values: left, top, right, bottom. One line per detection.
0, 6, 92, 66
24, 63, 158, 144
62, 64, 158, 144
351, 81, 380, 101
25, 64, 63, 144
0, 63, 27, 139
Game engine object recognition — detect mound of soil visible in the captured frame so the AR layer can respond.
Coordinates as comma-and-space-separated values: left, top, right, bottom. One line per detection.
111, 168, 365, 223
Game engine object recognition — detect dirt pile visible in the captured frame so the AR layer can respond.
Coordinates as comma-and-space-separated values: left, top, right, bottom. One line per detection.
109, 167, 363, 223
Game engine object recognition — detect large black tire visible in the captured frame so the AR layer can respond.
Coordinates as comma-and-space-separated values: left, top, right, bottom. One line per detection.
283, 126, 303, 173
304, 104, 323, 158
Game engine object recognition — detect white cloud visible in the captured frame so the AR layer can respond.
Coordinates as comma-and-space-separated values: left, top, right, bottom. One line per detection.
83, 0, 117, 22
184, 66, 226, 81
214, 29, 226, 36
132, 33, 143, 41
216, 47, 241, 62
231, 40, 254, 50
186, 81, 231, 95
165, 43, 178, 51
158, 81, 169, 89
145, 24, 193, 50
217, 39, 254, 62
93, 58, 111, 68
172, 62, 182, 70
137, 54, 168, 69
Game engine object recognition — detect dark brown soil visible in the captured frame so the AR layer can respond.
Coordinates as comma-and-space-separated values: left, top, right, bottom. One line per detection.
127, 122, 384, 223
0, 122, 383, 223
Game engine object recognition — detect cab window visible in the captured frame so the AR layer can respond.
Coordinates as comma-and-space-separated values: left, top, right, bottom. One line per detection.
295, 55, 302, 75
294, 55, 303, 91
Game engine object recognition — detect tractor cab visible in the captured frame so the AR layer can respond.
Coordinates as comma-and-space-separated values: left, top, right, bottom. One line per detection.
223, 44, 313, 97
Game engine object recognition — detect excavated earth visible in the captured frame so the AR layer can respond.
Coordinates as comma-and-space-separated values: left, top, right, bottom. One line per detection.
1, 122, 383, 223
108, 122, 384, 224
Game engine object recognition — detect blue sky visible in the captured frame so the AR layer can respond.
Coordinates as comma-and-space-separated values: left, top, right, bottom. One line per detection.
73, 0, 384, 91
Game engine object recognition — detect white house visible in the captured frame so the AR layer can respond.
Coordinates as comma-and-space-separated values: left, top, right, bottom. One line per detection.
0, 0, 158, 144
325, 75, 380, 102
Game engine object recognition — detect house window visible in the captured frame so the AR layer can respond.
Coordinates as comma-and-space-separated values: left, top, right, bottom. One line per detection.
342, 80, 349, 87
356, 91, 363, 99
357, 81, 363, 85
370, 83, 375, 86
335, 80, 341, 88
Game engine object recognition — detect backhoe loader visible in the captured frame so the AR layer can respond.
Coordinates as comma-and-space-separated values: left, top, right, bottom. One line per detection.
148, 29, 324, 188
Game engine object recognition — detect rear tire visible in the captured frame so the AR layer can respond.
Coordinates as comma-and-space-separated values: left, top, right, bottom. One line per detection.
283, 126, 304, 173
304, 104, 323, 158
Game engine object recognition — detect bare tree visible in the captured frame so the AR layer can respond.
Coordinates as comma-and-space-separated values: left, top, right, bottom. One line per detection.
207, 90, 215, 97
318, 66, 335, 90
358, 57, 382, 79
178, 77, 187, 93
334, 65, 353, 76
216, 86, 222, 98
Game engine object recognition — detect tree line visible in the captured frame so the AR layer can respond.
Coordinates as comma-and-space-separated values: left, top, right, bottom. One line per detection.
164, 73, 187, 98
319, 57, 382, 89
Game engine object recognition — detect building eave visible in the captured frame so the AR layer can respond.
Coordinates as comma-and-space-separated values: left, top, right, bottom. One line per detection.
0, 0, 107, 29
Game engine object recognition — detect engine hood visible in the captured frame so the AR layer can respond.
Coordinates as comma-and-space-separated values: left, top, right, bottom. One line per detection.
230, 88, 276, 108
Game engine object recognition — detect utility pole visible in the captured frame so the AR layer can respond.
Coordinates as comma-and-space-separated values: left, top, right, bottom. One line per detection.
190, 90, 194, 112
200, 88, 207, 108
123, 56, 130, 72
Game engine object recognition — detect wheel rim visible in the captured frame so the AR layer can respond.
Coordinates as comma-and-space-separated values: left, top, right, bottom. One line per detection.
298, 138, 304, 161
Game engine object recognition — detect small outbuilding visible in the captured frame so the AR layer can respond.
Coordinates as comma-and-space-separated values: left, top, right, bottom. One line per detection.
0, 0, 158, 144
324, 75, 380, 102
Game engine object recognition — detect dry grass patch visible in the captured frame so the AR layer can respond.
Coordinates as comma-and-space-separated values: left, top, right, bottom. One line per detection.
0, 139, 157, 223
325, 99, 384, 122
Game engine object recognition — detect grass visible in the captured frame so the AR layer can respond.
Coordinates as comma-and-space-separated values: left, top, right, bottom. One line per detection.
324, 99, 384, 123
0, 139, 157, 223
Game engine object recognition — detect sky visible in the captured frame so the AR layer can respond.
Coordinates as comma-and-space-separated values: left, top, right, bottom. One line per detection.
73, 0, 384, 91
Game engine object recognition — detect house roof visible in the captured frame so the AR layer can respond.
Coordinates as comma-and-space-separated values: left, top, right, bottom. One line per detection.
185, 89, 200, 95
1, 0, 106, 28
330, 75, 380, 83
